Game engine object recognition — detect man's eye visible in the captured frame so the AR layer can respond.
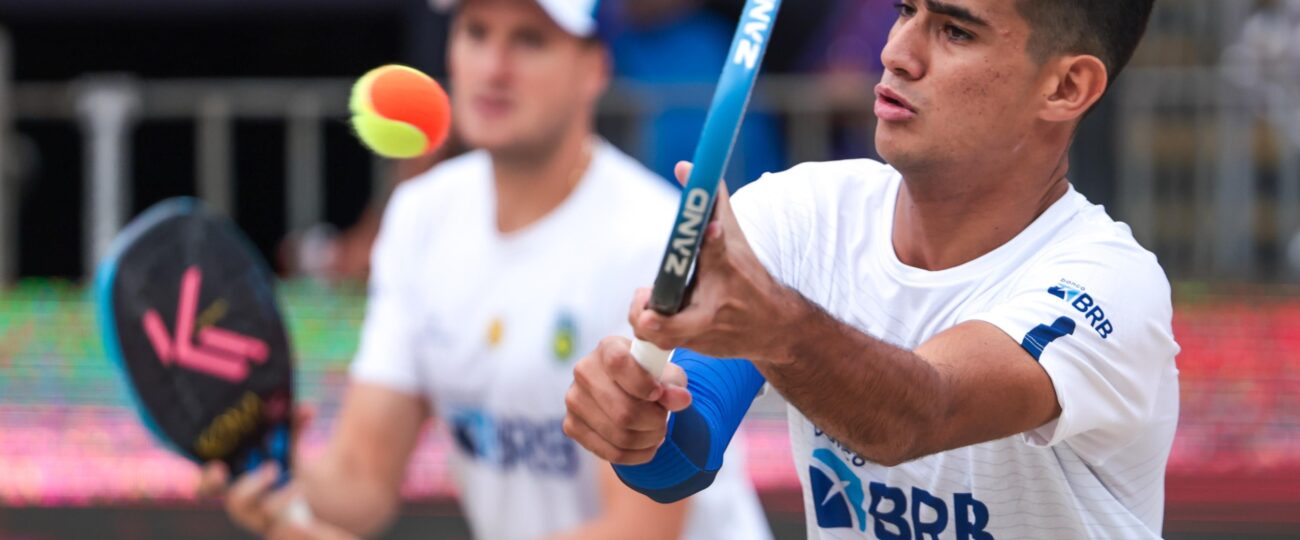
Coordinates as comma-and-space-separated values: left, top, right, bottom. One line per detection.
893, 2, 917, 18
465, 23, 487, 41
944, 24, 973, 42
517, 31, 545, 49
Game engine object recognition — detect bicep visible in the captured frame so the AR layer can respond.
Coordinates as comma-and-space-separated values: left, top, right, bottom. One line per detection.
914, 321, 1061, 455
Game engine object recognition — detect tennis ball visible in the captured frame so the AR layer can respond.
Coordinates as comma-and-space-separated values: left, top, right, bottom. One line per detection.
350, 65, 451, 159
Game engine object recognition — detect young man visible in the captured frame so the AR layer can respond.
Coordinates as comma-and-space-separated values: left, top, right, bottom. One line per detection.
565, 1, 1180, 538
200, 0, 770, 539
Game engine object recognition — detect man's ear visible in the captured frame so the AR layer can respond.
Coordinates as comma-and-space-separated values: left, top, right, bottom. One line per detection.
1039, 54, 1108, 123
582, 43, 612, 104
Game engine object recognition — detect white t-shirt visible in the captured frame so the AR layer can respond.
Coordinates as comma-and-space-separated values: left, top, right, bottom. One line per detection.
351, 141, 771, 540
732, 160, 1180, 540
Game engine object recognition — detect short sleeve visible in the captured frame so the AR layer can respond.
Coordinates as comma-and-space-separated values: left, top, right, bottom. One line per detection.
730, 169, 813, 286
964, 236, 1180, 465
348, 184, 430, 397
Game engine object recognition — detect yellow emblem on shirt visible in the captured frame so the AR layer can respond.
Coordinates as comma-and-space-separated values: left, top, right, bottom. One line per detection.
487, 317, 504, 348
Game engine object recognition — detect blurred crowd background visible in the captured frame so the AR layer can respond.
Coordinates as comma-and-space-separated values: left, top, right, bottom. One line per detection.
0, 0, 1297, 538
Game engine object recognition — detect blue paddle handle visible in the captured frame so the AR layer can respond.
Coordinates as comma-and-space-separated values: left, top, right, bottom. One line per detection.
234, 422, 293, 486
240, 422, 314, 525
614, 350, 765, 503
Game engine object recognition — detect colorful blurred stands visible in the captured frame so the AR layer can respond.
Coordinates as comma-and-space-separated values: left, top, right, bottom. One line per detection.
1163, 285, 1300, 534
0, 280, 1296, 535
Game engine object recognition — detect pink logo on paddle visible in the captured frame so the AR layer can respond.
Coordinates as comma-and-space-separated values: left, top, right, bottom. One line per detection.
140, 266, 268, 382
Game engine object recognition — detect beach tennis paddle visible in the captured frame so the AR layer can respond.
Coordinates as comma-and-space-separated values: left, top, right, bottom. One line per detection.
96, 197, 297, 484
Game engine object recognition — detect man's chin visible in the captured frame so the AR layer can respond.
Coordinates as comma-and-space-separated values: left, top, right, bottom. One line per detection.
874, 139, 935, 173
874, 133, 908, 166
460, 129, 518, 153
463, 131, 558, 162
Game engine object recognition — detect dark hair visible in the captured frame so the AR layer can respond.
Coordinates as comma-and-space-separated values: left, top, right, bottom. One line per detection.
1016, 0, 1156, 87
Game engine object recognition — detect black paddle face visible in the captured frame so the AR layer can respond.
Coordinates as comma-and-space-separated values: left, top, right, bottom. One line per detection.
98, 198, 294, 477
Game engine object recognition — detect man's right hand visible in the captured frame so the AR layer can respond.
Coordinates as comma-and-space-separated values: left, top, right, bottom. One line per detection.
562, 336, 693, 465
197, 407, 318, 537
198, 385, 428, 538
198, 461, 308, 535
200, 462, 356, 539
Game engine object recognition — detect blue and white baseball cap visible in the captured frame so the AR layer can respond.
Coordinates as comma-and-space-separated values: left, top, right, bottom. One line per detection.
430, 0, 600, 38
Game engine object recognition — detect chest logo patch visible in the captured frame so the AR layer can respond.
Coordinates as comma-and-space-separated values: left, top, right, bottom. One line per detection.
552, 311, 577, 362
810, 449, 868, 531
809, 429, 994, 536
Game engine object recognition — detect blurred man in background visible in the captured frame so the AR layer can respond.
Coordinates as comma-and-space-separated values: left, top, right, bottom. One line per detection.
200, 0, 769, 538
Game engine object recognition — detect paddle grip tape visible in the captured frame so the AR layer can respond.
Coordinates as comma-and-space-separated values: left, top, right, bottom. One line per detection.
613, 350, 765, 503
236, 423, 293, 487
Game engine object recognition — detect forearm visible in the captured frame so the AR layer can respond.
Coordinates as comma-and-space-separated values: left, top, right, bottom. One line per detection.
297, 452, 402, 537
289, 383, 427, 537
545, 465, 689, 540
755, 294, 949, 466
544, 516, 676, 540
543, 520, 617, 540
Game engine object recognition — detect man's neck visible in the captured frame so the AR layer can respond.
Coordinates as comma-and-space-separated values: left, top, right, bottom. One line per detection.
891, 146, 1071, 271
490, 127, 594, 234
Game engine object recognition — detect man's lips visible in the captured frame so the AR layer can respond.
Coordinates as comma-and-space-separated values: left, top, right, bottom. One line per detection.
874, 84, 917, 122
875, 85, 917, 112
472, 95, 513, 117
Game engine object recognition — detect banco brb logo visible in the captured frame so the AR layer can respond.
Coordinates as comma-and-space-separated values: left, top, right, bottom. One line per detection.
809, 449, 868, 531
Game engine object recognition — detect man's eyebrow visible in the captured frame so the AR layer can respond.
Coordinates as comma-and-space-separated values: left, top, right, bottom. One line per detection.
924, 0, 992, 27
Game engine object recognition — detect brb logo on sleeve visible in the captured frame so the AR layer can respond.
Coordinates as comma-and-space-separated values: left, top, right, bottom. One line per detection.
1047, 280, 1114, 339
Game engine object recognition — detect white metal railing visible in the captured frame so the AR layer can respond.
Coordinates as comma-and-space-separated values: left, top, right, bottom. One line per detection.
0, 28, 12, 285
6, 74, 878, 278
6, 69, 1300, 281
1121, 68, 1288, 279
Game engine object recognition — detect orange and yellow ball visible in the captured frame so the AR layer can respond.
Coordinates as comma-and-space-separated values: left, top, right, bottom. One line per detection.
350, 65, 452, 159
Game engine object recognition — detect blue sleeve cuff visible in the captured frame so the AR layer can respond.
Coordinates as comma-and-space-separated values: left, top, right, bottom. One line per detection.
613, 350, 766, 503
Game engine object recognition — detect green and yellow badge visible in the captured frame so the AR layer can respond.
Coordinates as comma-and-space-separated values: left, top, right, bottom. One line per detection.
552, 311, 577, 362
